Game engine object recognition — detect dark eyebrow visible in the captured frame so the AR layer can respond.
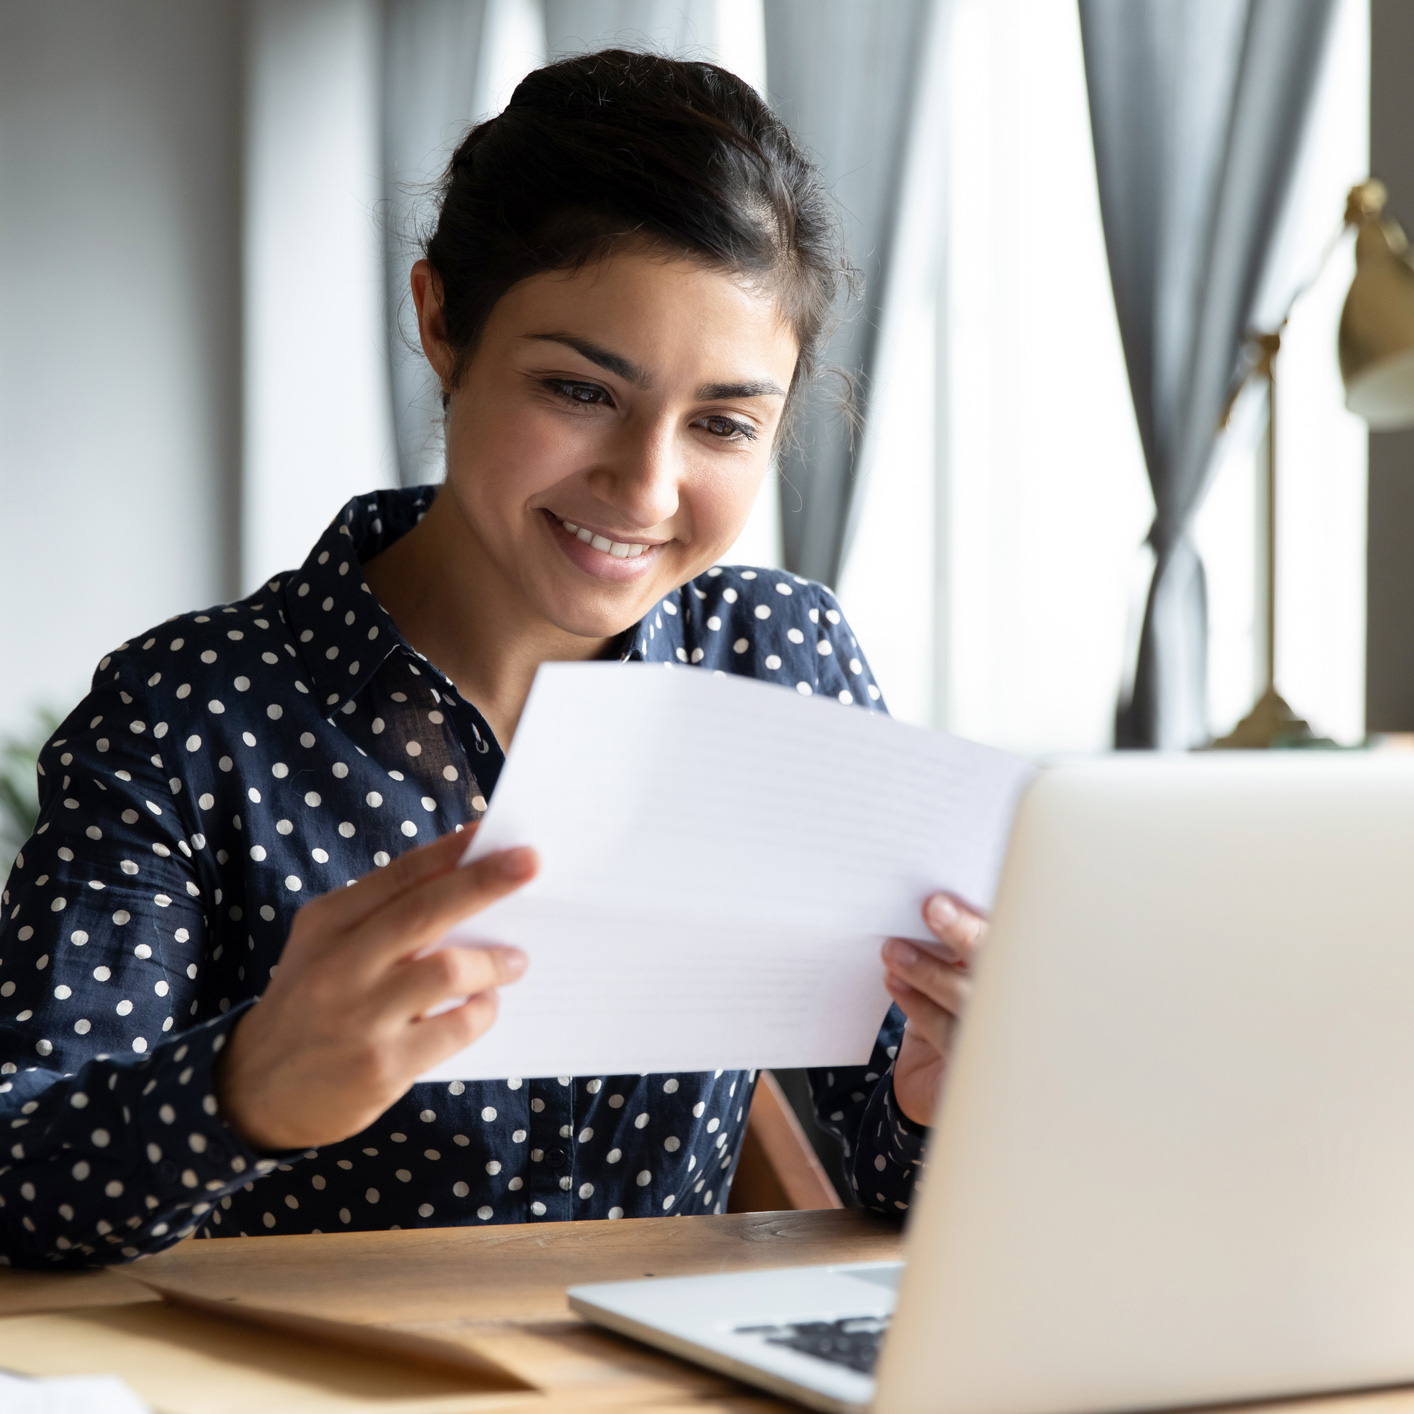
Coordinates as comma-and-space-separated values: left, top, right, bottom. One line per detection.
525, 333, 650, 388
696, 379, 787, 400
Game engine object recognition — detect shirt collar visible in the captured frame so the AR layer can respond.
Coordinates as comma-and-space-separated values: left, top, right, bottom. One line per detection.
279, 486, 686, 713
281, 487, 435, 716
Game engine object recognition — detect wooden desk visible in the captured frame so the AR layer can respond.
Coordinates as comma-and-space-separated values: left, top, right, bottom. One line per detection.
0, 1209, 902, 1412
10, 1215, 1414, 1414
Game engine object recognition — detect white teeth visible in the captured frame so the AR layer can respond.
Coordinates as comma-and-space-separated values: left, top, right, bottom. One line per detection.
559, 516, 653, 559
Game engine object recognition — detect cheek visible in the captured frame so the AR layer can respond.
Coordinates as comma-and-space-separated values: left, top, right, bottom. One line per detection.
447, 398, 590, 511
687, 455, 769, 545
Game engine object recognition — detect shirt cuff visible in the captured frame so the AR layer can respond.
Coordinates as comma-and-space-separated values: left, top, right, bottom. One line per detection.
882, 1069, 930, 1163
132, 1003, 302, 1204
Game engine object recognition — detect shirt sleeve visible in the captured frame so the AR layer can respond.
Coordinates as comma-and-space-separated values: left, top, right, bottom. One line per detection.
0, 646, 282, 1266
804, 586, 929, 1216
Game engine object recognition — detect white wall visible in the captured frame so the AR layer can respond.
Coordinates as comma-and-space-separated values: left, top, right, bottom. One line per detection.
0, 0, 242, 747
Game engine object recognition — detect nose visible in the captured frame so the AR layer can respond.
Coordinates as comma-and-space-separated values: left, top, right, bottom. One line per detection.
584, 417, 682, 531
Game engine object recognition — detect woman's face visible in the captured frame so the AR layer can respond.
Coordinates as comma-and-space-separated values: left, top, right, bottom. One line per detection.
417, 245, 800, 640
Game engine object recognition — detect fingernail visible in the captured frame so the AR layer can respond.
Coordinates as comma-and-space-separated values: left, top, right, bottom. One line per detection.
495, 847, 537, 880
501, 948, 528, 978
926, 895, 959, 930
883, 938, 919, 967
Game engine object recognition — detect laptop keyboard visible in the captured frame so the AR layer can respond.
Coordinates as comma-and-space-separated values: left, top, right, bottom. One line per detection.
735, 1315, 889, 1375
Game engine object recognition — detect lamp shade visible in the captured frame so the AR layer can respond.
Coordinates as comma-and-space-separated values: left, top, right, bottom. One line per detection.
1340, 182, 1414, 431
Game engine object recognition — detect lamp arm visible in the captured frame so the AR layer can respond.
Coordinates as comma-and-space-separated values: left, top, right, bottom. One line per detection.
1218, 216, 1351, 431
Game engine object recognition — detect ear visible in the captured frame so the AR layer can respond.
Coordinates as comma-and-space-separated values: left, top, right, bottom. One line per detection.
411, 260, 457, 390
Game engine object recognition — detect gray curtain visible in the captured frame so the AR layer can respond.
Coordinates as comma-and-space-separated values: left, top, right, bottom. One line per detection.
1079, 0, 1336, 748
764, 0, 934, 588
543, 0, 715, 54
381, 0, 490, 488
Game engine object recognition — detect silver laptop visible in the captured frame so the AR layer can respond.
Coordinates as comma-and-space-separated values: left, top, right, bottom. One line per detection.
570, 754, 1414, 1414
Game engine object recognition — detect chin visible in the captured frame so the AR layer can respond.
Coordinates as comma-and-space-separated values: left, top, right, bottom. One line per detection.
537, 586, 662, 644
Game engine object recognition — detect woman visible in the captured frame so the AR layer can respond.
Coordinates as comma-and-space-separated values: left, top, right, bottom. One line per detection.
0, 50, 980, 1265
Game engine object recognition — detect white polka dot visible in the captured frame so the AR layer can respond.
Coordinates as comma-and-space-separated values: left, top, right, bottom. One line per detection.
636, 1170, 652, 1186
366, 791, 382, 807
400, 820, 417, 837
285, 876, 302, 891
304, 791, 321, 807
453, 1181, 469, 1197
764, 654, 781, 671
754, 604, 771, 620
787, 628, 805, 644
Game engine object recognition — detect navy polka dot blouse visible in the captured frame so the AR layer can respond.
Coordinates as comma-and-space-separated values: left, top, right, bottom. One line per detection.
0, 488, 927, 1266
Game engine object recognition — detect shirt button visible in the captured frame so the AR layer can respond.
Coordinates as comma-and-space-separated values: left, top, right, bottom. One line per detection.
546, 1147, 567, 1169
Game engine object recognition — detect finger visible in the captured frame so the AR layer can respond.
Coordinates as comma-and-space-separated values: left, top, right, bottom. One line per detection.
302, 827, 472, 934
882, 939, 971, 1015
885, 973, 956, 1057
398, 990, 503, 1075
345, 846, 539, 977
922, 894, 986, 965
380, 943, 527, 1022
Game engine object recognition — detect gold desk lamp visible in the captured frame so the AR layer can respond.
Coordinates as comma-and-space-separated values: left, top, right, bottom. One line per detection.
1212, 179, 1414, 749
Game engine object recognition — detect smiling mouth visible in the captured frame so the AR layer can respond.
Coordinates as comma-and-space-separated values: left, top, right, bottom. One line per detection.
556, 516, 657, 559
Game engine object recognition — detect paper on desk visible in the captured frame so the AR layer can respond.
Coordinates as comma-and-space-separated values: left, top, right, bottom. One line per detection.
426, 663, 1035, 1082
0, 1370, 151, 1414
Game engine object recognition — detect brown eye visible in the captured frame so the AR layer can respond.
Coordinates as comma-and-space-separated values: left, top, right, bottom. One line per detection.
548, 380, 612, 405
700, 416, 755, 441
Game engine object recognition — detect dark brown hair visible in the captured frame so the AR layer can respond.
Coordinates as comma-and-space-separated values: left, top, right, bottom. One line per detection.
423, 48, 852, 429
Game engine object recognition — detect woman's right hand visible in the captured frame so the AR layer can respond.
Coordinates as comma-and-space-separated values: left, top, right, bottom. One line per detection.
216, 828, 536, 1152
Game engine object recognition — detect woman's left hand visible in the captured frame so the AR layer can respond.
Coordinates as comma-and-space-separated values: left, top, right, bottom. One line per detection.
882, 895, 988, 1127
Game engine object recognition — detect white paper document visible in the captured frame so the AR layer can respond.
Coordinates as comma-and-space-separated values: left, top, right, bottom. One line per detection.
0, 1372, 151, 1414
426, 663, 1034, 1082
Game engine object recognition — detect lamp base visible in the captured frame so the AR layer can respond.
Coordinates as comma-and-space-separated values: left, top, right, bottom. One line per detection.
1208, 686, 1317, 749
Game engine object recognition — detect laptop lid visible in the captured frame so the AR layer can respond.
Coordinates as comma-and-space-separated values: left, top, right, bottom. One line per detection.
878, 754, 1414, 1414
